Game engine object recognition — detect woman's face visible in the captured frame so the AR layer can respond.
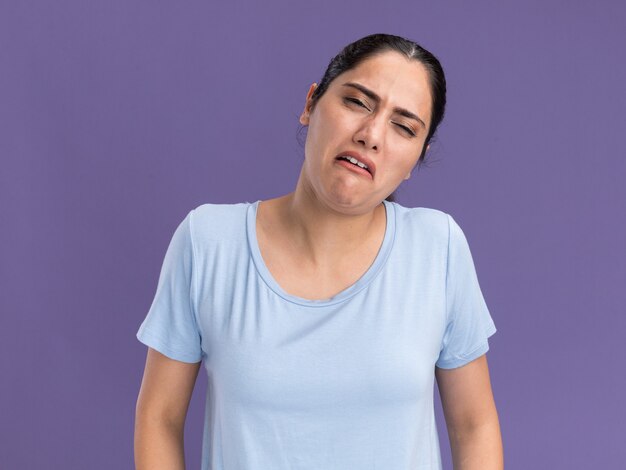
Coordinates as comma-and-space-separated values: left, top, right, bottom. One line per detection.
299, 50, 432, 213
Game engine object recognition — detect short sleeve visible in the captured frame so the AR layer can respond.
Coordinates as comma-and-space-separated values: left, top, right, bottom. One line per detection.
136, 210, 203, 363
435, 213, 497, 369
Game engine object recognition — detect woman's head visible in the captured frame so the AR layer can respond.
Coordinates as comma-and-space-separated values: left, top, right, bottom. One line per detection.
299, 33, 446, 204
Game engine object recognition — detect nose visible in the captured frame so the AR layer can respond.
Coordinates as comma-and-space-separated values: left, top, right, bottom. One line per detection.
353, 114, 383, 151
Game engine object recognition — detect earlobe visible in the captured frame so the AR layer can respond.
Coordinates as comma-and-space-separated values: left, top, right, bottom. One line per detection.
300, 83, 317, 126
299, 110, 309, 125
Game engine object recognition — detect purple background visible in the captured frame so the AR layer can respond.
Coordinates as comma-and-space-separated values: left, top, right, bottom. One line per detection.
1, 1, 624, 468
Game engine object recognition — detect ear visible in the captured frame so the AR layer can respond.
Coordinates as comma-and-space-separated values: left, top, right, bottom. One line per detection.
299, 83, 318, 126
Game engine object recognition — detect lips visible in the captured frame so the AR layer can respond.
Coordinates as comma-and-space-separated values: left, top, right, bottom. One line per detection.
334, 151, 376, 178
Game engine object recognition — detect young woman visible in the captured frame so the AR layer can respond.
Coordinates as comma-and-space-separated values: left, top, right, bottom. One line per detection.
135, 33, 503, 470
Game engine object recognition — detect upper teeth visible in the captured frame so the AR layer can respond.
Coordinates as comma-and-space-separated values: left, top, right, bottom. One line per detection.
342, 156, 368, 169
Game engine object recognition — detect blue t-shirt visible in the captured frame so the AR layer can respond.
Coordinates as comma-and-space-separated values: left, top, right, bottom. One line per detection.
136, 199, 497, 470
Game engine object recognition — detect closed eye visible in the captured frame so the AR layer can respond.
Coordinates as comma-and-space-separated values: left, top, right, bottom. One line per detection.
344, 97, 369, 110
346, 97, 416, 137
394, 123, 416, 137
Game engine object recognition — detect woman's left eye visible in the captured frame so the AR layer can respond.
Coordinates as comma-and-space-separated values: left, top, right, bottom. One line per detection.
395, 123, 416, 137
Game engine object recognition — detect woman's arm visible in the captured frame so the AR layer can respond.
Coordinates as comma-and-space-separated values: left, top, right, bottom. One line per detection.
435, 354, 503, 470
135, 347, 201, 470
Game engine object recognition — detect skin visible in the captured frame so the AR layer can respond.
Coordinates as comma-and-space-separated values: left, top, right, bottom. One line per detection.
255, 51, 433, 300
135, 349, 200, 469
135, 50, 503, 469
297, 50, 433, 214
436, 355, 504, 469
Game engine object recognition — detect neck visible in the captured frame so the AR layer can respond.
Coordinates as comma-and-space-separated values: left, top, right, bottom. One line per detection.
276, 186, 385, 269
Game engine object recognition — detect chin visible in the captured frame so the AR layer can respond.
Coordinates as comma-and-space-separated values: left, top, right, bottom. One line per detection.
328, 193, 375, 212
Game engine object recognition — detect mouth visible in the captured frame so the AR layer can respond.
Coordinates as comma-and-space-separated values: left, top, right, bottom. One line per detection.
334, 152, 375, 178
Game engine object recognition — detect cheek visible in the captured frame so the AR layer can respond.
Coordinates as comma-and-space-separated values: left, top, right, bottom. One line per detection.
383, 149, 421, 178
307, 114, 343, 154
316, 109, 348, 137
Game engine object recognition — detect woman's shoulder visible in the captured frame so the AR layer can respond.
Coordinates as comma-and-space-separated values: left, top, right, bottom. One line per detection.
187, 200, 252, 242
191, 200, 251, 218
389, 201, 450, 233
390, 202, 479, 254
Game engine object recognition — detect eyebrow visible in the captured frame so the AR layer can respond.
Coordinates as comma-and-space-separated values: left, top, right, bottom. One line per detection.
341, 81, 426, 129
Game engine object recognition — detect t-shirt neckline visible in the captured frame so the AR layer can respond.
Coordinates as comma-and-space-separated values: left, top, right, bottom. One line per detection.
246, 199, 396, 307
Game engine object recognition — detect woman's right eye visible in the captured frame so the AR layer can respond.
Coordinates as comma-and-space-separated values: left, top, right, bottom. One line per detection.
344, 97, 369, 110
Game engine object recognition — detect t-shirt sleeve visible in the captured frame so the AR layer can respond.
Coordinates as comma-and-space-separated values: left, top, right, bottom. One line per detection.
136, 210, 203, 363
435, 213, 497, 369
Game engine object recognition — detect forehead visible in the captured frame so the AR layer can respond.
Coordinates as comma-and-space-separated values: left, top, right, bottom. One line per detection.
331, 51, 432, 125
